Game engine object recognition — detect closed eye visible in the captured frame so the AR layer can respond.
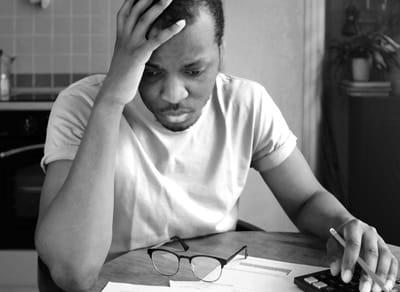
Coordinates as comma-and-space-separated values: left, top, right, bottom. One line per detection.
185, 69, 203, 77
143, 68, 162, 78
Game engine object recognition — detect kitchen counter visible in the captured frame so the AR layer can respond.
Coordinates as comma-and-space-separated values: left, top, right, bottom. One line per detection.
0, 101, 53, 111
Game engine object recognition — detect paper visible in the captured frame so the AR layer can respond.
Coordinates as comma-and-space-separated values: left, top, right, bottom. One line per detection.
103, 256, 326, 292
171, 256, 325, 292
170, 281, 235, 291
102, 282, 199, 292
208, 256, 325, 292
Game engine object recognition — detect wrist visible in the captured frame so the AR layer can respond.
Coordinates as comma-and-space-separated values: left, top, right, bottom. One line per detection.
93, 94, 125, 115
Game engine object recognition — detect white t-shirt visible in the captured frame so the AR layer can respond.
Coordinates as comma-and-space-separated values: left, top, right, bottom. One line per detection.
41, 73, 296, 256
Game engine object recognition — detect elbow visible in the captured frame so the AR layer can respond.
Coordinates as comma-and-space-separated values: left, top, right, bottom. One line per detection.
49, 262, 100, 292
35, 237, 100, 291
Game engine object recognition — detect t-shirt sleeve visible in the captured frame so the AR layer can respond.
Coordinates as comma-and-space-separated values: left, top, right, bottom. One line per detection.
250, 84, 297, 172
40, 90, 92, 172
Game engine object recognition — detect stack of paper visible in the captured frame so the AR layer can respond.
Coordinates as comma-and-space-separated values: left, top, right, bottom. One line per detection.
341, 80, 392, 97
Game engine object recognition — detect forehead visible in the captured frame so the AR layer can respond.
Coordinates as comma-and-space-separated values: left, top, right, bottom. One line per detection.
148, 9, 218, 65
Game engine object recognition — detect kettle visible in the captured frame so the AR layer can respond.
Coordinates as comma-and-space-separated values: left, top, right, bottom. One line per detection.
0, 49, 15, 101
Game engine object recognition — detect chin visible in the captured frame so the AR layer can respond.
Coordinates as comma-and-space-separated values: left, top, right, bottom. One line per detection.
157, 113, 199, 132
162, 122, 192, 132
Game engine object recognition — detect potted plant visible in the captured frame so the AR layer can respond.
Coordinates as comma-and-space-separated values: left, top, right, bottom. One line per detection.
330, 32, 400, 82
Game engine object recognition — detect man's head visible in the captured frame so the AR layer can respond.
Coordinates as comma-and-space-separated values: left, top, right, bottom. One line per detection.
138, 0, 225, 132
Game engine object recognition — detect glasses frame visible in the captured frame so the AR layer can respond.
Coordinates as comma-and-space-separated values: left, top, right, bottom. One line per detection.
147, 236, 248, 282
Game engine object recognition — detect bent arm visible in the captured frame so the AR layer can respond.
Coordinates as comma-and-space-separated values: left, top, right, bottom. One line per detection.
35, 97, 124, 291
260, 147, 354, 240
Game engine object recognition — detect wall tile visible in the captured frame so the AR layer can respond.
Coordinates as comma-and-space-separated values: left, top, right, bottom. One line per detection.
72, 55, 90, 73
91, 0, 108, 16
53, 55, 71, 73
53, 17, 71, 34
0, 0, 117, 74
90, 54, 108, 74
16, 37, 33, 55
15, 55, 33, 73
72, 17, 90, 35
33, 36, 51, 54
16, 17, 34, 34
15, 0, 33, 16
72, 36, 89, 54
72, 0, 90, 16
54, 0, 71, 16
53, 73, 71, 87
0, 0, 14, 16
34, 55, 52, 73
0, 17, 14, 34
91, 36, 108, 54
91, 16, 108, 35
34, 16, 52, 34
0, 36, 14, 54
53, 36, 70, 54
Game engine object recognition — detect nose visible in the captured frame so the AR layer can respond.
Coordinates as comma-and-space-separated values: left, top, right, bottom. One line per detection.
160, 76, 189, 104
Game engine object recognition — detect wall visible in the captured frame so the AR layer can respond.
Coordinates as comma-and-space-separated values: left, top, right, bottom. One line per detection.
224, 0, 309, 232
0, 0, 119, 75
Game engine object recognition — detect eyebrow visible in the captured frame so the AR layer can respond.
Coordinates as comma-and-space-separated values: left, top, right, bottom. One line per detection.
146, 59, 207, 69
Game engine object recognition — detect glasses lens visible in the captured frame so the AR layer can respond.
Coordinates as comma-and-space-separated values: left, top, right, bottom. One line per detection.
151, 250, 180, 276
191, 256, 222, 282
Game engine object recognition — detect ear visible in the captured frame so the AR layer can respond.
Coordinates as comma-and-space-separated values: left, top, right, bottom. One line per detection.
218, 41, 226, 72
218, 41, 225, 72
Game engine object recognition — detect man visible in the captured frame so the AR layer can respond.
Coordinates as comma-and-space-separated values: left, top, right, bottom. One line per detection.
35, 0, 398, 291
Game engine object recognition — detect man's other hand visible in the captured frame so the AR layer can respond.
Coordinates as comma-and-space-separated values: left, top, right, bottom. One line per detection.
327, 219, 398, 292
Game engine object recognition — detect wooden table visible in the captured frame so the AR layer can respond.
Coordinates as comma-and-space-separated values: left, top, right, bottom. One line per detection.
85, 231, 400, 291
38, 231, 400, 291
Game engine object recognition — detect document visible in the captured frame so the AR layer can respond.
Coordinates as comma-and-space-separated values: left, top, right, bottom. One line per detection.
102, 282, 199, 292
170, 256, 325, 292
103, 256, 325, 292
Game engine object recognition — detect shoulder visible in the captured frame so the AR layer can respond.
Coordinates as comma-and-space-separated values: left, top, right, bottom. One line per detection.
49, 74, 106, 126
54, 74, 106, 109
217, 73, 267, 97
215, 73, 273, 113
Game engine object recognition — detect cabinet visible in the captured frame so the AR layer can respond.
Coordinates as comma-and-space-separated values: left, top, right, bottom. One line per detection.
348, 97, 400, 245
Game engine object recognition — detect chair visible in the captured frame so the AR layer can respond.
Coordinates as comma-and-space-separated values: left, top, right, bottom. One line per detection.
236, 219, 264, 231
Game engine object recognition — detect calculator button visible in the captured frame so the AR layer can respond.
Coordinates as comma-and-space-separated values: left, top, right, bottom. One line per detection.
312, 281, 328, 289
304, 276, 319, 284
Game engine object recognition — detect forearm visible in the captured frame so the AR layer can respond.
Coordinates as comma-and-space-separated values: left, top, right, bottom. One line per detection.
36, 94, 124, 286
295, 190, 355, 240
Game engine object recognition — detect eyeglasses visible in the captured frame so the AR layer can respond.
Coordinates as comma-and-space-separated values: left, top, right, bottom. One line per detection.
147, 236, 248, 282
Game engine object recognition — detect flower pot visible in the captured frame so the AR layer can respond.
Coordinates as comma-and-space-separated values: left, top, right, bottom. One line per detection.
352, 58, 371, 81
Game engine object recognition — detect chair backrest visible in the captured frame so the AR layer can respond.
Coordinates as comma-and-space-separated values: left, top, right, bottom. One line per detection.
236, 219, 264, 231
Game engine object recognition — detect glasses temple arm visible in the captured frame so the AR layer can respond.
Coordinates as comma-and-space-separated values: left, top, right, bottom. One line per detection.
226, 245, 248, 263
170, 236, 190, 251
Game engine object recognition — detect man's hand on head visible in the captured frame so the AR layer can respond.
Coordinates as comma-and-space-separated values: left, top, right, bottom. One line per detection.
326, 219, 398, 292
100, 0, 186, 107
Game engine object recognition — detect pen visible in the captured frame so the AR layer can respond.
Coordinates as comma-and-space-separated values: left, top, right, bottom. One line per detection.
329, 228, 390, 292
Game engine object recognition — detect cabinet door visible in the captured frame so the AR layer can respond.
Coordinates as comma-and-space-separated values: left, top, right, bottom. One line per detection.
349, 97, 400, 245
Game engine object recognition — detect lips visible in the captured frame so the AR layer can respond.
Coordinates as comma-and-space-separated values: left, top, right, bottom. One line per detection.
161, 110, 193, 116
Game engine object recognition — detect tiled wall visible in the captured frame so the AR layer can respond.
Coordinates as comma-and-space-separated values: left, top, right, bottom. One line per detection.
0, 0, 124, 77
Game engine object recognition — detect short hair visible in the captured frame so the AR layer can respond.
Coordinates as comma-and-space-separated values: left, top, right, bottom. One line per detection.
153, 0, 224, 46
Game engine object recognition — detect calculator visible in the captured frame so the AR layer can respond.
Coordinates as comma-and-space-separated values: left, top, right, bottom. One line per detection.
294, 267, 400, 292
